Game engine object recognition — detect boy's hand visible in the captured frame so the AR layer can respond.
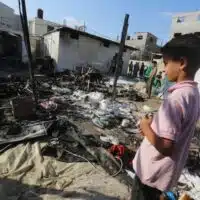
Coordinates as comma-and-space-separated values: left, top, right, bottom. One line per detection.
139, 115, 153, 135
139, 115, 174, 156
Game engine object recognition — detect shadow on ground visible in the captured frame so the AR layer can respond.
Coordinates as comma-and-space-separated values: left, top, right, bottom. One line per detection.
0, 178, 121, 200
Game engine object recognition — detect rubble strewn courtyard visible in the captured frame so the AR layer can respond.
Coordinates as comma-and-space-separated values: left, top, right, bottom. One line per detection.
0, 69, 200, 200
1, 0, 200, 199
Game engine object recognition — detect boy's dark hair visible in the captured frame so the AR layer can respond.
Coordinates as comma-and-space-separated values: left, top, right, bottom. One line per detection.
161, 33, 200, 76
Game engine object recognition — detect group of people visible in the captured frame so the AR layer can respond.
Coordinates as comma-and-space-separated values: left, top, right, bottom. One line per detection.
128, 60, 163, 98
128, 61, 145, 78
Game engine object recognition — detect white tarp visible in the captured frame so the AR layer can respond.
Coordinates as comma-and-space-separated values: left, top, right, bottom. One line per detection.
0, 142, 129, 200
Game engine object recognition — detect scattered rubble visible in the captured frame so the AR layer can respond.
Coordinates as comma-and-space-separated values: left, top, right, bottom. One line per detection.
0, 70, 200, 199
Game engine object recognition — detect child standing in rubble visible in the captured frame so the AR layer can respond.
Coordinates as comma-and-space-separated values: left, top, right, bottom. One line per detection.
131, 34, 200, 200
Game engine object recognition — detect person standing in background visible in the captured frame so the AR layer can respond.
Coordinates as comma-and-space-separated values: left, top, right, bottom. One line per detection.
151, 72, 162, 96
144, 62, 153, 82
109, 53, 118, 74
146, 61, 158, 98
139, 62, 145, 78
133, 62, 139, 78
128, 61, 133, 76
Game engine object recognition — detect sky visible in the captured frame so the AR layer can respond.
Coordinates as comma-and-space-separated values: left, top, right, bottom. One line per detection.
1, 0, 200, 44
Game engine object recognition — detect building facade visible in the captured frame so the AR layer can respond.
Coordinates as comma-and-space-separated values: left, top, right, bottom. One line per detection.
0, 2, 23, 62
126, 32, 159, 60
43, 27, 137, 75
27, 9, 61, 58
0, 2, 22, 33
29, 18, 61, 36
29, 9, 61, 36
170, 11, 200, 38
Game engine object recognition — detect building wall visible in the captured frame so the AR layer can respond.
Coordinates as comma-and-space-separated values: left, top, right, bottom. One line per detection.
0, 2, 21, 32
0, 2, 14, 17
126, 32, 148, 50
122, 50, 132, 74
13, 15, 22, 32
126, 32, 158, 61
29, 18, 61, 36
44, 31, 132, 74
145, 33, 158, 52
43, 31, 60, 63
58, 33, 117, 72
126, 32, 157, 51
170, 11, 200, 38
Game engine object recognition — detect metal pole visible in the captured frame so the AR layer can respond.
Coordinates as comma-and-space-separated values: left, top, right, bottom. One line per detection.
112, 14, 129, 100
20, 0, 38, 104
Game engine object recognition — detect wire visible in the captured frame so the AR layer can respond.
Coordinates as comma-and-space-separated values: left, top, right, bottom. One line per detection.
63, 149, 96, 168
62, 147, 123, 175
111, 156, 123, 177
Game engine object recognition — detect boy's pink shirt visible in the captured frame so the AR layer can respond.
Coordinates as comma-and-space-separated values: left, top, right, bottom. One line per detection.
133, 81, 200, 191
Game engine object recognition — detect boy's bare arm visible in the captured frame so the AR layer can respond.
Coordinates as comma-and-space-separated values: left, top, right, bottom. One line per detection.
140, 117, 174, 156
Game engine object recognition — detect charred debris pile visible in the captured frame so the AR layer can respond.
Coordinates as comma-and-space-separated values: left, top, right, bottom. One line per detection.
0, 66, 200, 196
0, 67, 147, 185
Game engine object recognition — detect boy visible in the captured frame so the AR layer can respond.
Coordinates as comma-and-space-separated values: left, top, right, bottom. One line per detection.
131, 34, 200, 200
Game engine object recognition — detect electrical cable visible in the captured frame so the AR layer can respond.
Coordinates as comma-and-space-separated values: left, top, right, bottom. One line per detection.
62, 148, 96, 168
111, 156, 123, 177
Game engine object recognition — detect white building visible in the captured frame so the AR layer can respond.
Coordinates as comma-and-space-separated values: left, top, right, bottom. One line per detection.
29, 18, 61, 36
126, 32, 158, 52
170, 11, 200, 38
126, 32, 160, 60
0, 2, 22, 33
43, 27, 137, 74
27, 9, 62, 58
170, 11, 200, 92
29, 9, 61, 36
